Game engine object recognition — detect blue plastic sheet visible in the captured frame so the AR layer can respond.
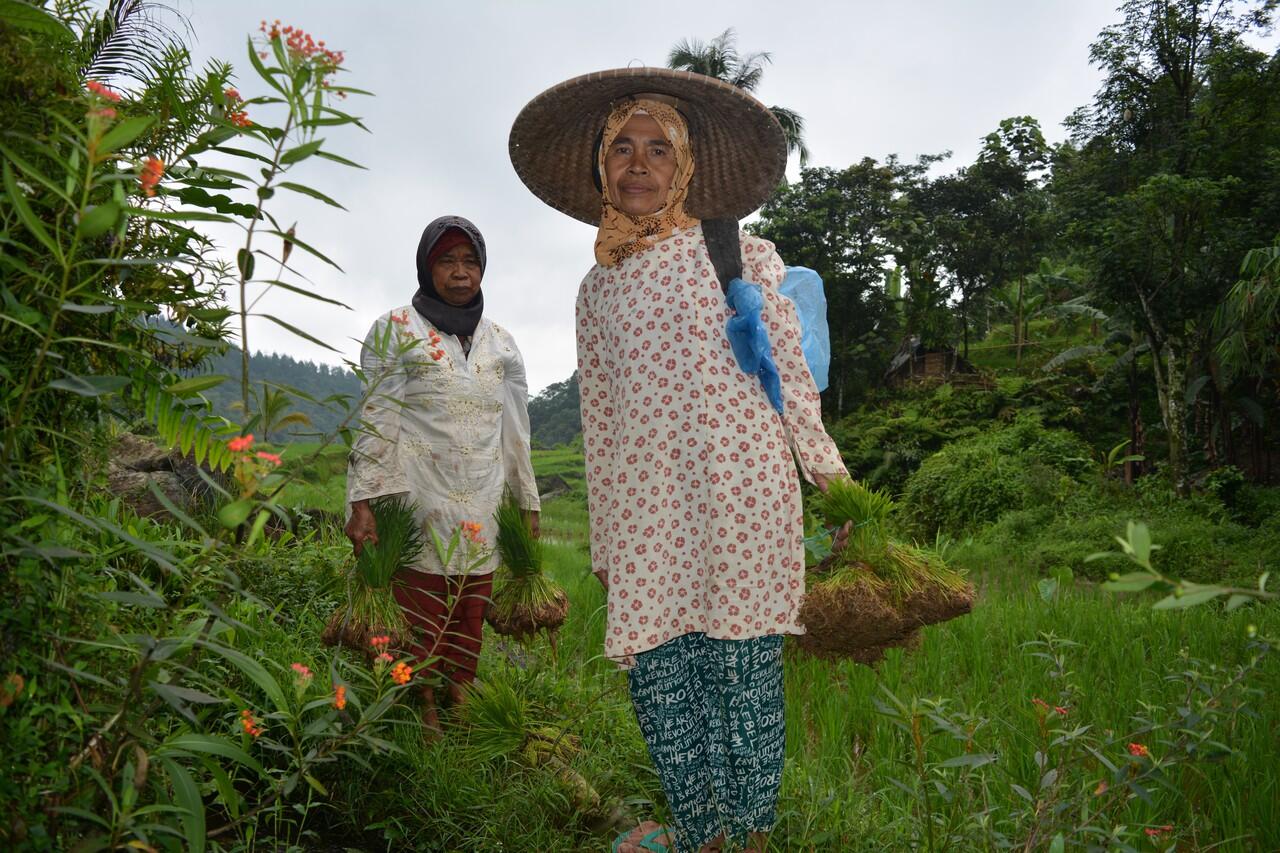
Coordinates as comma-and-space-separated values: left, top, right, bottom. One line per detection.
725, 278, 784, 413
778, 266, 830, 392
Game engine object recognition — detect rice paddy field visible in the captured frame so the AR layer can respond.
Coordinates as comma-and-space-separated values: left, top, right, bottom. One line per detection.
258, 447, 1280, 852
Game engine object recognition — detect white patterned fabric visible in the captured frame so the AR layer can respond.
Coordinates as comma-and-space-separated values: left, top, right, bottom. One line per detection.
575, 225, 848, 663
346, 307, 539, 575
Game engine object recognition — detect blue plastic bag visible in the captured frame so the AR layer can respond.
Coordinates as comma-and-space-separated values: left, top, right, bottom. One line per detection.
725, 279, 784, 413
778, 266, 830, 392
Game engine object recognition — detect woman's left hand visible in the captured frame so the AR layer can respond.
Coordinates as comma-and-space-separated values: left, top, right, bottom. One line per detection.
813, 472, 853, 555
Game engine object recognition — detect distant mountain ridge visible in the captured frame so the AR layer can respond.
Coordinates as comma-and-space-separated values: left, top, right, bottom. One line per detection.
203, 347, 361, 440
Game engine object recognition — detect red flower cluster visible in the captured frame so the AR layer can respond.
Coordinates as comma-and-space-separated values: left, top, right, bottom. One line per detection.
290, 662, 313, 682
1128, 742, 1150, 758
390, 661, 412, 685
258, 20, 345, 84
426, 328, 444, 361
240, 709, 264, 737
223, 87, 251, 128
333, 684, 347, 710
370, 634, 390, 652
1032, 697, 1069, 716
1143, 825, 1173, 838
256, 450, 282, 466
138, 158, 164, 197
460, 520, 484, 545
228, 434, 254, 452
86, 80, 121, 103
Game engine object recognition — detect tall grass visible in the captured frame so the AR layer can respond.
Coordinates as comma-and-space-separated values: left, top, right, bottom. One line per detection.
257, 446, 1278, 850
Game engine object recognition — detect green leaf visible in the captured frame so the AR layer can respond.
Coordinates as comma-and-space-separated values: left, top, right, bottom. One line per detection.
196, 641, 288, 714
48, 373, 131, 397
160, 733, 265, 777
99, 590, 166, 608
280, 139, 324, 165
126, 206, 233, 223
76, 201, 120, 238
3, 160, 60, 258
217, 500, 253, 529
168, 374, 229, 396
157, 758, 206, 853
0, 139, 75, 203
253, 279, 352, 309
1152, 587, 1227, 609
254, 313, 340, 352
173, 186, 257, 218
0, 0, 75, 38
246, 36, 289, 97
61, 302, 115, 314
1037, 577, 1058, 602
303, 773, 329, 796
98, 117, 155, 156
314, 150, 368, 170
1048, 834, 1065, 853
1101, 572, 1159, 593
236, 247, 255, 280
1226, 593, 1254, 612
262, 229, 343, 270
937, 752, 998, 769
277, 181, 345, 209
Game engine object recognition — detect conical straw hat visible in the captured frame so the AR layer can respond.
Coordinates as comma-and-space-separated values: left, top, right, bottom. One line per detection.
509, 67, 787, 226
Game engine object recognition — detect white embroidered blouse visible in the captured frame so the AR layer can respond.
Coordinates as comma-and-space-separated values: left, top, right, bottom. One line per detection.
346, 307, 540, 575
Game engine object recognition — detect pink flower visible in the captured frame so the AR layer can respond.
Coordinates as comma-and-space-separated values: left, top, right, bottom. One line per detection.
228, 434, 254, 452
1143, 825, 1173, 838
1128, 742, 1150, 758
290, 662, 313, 681
375, 652, 393, 664
256, 451, 282, 466
86, 80, 122, 103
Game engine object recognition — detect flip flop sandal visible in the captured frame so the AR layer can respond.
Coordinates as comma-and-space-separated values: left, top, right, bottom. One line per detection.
612, 826, 673, 852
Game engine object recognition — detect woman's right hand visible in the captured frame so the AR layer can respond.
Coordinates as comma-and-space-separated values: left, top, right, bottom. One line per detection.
593, 569, 608, 592
345, 500, 378, 556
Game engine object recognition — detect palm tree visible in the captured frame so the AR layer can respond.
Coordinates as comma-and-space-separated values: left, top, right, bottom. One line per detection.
667, 28, 810, 167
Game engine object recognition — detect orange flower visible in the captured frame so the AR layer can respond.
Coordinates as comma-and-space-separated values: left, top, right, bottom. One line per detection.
138, 157, 164, 197
1143, 825, 1173, 838
389, 310, 409, 325
256, 451, 283, 466
333, 684, 347, 710
459, 521, 485, 544
228, 434, 254, 452
239, 709, 264, 737
431, 349, 444, 361
86, 80, 122, 102
370, 634, 390, 652
0, 673, 24, 709
1127, 742, 1149, 758
390, 662, 412, 685
1093, 780, 1108, 796
290, 662, 313, 682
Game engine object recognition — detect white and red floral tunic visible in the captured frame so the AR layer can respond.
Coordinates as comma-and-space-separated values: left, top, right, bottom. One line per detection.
576, 225, 848, 663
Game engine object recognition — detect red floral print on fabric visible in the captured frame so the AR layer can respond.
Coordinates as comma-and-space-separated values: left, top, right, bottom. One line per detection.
575, 225, 847, 662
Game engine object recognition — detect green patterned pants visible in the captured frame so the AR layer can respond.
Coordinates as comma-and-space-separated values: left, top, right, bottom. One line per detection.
627, 632, 786, 852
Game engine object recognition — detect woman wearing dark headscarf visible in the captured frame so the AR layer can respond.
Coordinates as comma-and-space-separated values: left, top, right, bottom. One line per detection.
344, 215, 540, 728
511, 72, 849, 852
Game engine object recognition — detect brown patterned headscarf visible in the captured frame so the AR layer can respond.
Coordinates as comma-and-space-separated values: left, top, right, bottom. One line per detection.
594, 98, 699, 267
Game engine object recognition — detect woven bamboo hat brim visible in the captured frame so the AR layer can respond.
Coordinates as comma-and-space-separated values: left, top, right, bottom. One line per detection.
509, 67, 788, 226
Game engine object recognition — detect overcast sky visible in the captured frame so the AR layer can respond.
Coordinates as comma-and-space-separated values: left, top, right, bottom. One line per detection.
183, 0, 1128, 395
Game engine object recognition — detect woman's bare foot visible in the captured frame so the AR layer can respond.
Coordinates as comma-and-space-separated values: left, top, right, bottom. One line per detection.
614, 821, 671, 852
614, 822, 725, 852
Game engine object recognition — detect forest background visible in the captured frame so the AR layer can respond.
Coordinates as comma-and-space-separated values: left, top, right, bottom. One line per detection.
2, 0, 1279, 851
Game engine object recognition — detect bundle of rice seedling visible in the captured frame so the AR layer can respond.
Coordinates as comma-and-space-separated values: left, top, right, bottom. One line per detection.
794, 478, 975, 664
323, 495, 425, 653
485, 493, 570, 654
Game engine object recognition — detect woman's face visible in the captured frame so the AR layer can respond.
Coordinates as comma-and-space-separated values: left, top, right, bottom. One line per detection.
431, 243, 482, 307
604, 113, 677, 217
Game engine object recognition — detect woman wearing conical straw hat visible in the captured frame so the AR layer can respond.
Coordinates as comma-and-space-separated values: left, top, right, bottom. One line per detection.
511, 69, 850, 852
